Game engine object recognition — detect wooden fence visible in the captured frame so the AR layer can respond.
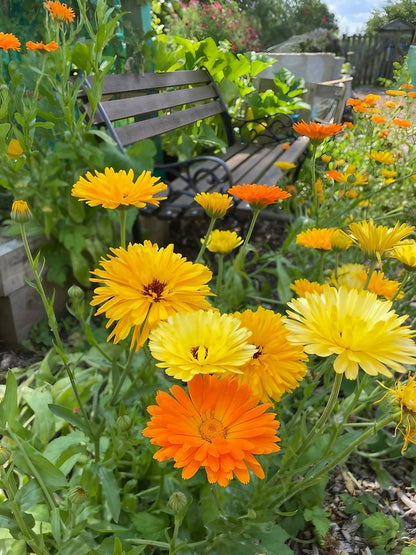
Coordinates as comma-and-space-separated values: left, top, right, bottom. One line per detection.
340, 33, 412, 86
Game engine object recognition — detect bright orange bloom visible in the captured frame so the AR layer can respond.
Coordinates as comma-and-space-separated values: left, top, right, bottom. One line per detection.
371, 115, 386, 124
353, 104, 369, 113
296, 227, 336, 250
0, 32, 21, 52
143, 374, 280, 487
363, 94, 380, 106
282, 142, 290, 150
400, 83, 413, 90
325, 169, 343, 181
392, 118, 411, 128
26, 41, 59, 52
228, 184, 290, 210
44, 1, 75, 23
291, 279, 328, 297
379, 129, 389, 139
346, 98, 361, 106
407, 91, 416, 98
292, 120, 343, 144
343, 121, 354, 129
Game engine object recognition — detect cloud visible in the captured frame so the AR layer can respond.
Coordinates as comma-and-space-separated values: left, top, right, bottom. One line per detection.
328, 0, 387, 34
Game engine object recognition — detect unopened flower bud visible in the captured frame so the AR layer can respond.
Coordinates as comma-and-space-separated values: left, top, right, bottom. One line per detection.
347, 174, 356, 184
68, 284, 84, 303
11, 200, 31, 224
68, 485, 88, 505
247, 508, 257, 519
116, 414, 132, 432
167, 492, 188, 515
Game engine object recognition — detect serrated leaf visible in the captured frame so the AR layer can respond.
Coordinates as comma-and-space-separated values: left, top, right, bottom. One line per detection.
304, 506, 331, 540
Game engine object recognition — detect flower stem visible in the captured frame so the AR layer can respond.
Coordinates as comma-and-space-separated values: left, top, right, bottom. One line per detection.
310, 143, 319, 226
110, 348, 136, 405
362, 258, 377, 290
215, 254, 224, 299
195, 216, 216, 264
119, 208, 127, 249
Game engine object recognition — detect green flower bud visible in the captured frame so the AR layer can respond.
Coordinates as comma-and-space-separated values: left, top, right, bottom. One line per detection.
68, 285, 84, 303
116, 414, 132, 432
68, 485, 88, 505
10, 200, 32, 224
167, 492, 188, 515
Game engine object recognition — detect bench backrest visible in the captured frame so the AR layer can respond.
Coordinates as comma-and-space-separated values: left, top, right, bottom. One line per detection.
78, 69, 235, 149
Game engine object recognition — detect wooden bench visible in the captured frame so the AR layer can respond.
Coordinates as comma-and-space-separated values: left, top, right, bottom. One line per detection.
78, 69, 309, 237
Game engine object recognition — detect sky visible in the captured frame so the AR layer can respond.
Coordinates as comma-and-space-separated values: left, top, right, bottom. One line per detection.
327, 0, 387, 35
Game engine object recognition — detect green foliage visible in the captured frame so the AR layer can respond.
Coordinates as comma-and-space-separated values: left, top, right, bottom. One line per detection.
365, 0, 416, 33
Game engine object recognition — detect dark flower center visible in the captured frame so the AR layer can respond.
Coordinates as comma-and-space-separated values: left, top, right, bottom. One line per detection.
190, 345, 208, 360
142, 279, 166, 302
253, 346, 263, 359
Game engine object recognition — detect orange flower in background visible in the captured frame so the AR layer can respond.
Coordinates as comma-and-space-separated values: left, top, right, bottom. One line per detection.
371, 115, 386, 124
26, 41, 59, 52
379, 128, 389, 139
363, 94, 380, 106
359, 270, 403, 301
0, 32, 21, 52
407, 91, 416, 98
143, 374, 280, 487
400, 83, 413, 90
282, 142, 290, 150
296, 227, 336, 250
291, 279, 328, 297
343, 121, 354, 129
392, 118, 411, 128
325, 169, 343, 181
346, 98, 361, 106
353, 104, 369, 113
293, 120, 343, 144
44, 1, 75, 23
228, 184, 290, 210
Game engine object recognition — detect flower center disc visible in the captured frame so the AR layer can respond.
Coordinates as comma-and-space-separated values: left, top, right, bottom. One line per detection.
142, 279, 166, 302
199, 418, 225, 442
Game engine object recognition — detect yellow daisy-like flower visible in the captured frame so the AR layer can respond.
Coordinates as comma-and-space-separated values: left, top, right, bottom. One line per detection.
220, 307, 308, 402
91, 241, 213, 350
380, 169, 397, 179
377, 373, 416, 453
369, 150, 395, 165
361, 270, 403, 300
328, 263, 366, 290
7, 139, 23, 160
194, 192, 233, 218
204, 229, 243, 254
283, 286, 416, 380
296, 227, 336, 250
348, 219, 414, 262
353, 173, 368, 186
72, 168, 167, 210
148, 309, 257, 381
274, 161, 296, 171
10, 200, 32, 224
321, 154, 331, 163
389, 240, 416, 271
330, 229, 352, 251
290, 279, 329, 297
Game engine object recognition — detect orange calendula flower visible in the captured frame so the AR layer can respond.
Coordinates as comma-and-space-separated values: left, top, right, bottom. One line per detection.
379, 129, 389, 139
282, 142, 290, 150
392, 118, 411, 128
143, 374, 280, 487
369, 150, 395, 165
291, 279, 328, 297
359, 270, 403, 300
296, 227, 336, 250
325, 169, 343, 181
371, 115, 386, 124
407, 91, 416, 98
353, 104, 369, 113
343, 121, 354, 129
44, 1, 75, 23
292, 120, 343, 144
363, 94, 380, 106
221, 307, 308, 402
72, 168, 167, 209
0, 32, 21, 52
91, 241, 213, 350
26, 40, 59, 52
228, 184, 290, 210
346, 98, 361, 106
400, 83, 413, 90
194, 192, 233, 218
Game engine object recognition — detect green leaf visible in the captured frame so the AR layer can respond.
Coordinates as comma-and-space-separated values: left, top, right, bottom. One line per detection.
252, 523, 292, 554
99, 466, 121, 523
13, 442, 68, 488
15, 480, 44, 511
131, 511, 169, 540
0, 123, 11, 141
200, 483, 219, 524
22, 387, 55, 442
70, 251, 91, 286
0, 371, 18, 431
67, 194, 85, 224
48, 404, 93, 437
304, 506, 331, 540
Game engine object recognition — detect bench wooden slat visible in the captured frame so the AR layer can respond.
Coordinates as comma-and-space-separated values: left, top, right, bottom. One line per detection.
92, 84, 219, 124
115, 100, 225, 145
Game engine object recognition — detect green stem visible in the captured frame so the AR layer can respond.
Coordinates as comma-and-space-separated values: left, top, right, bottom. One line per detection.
362, 258, 377, 290
110, 348, 135, 405
0, 467, 47, 555
119, 208, 127, 249
310, 143, 318, 226
215, 254, 224, 298
195, 216, 216, 264
19, 224, 97, 453
391, 270, 409, 302
317, 250, 326, 283
302, 371, 343, 454
170, 516, 181, 555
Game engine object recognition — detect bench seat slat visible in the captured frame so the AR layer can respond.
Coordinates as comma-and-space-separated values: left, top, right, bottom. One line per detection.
93, 84, 219, 124
115, 100, 225, 145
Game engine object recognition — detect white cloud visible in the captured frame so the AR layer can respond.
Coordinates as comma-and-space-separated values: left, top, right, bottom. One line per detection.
328, 0, 387, 34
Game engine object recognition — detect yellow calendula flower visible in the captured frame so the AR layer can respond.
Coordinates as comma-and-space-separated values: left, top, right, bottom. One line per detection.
377, 373, 416, 453
7, 139, 23, 160
348, 219, 414, 263
290, 279, 329, 297
274, 161, 296, 171
331, 229, 352, 251
380, 169, 397, 179
362, 270, 403, 300
72, 168, 167, 210
329, 263, 366, 289
315, 179, 324, 194
354, 173, 368, 186
321, 154, 331, 163
369, 150, 395, 165
283, 286, 416, 380
10, 200, 32, 224
296, 227, 336, 250
204, 229, 243, 254
148, 309, 257, 381
220, 307, 308, 402
194, 192, 233, 218
389, 240, 416, 271
91, 241, 213, 350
